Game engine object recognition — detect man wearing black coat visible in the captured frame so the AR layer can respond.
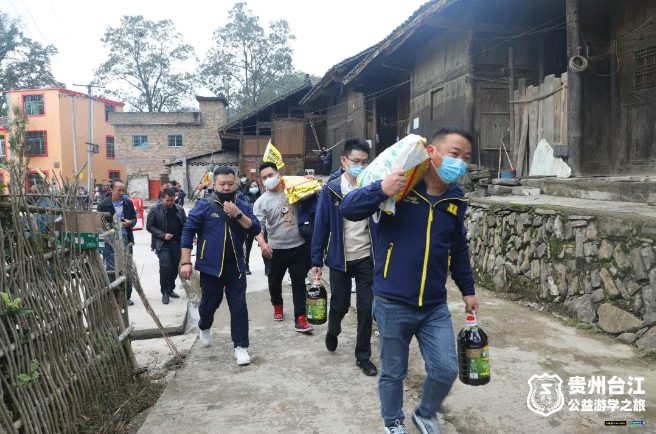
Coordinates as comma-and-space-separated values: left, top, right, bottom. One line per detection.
147, 188, 187, 304
97, 179, 137, 305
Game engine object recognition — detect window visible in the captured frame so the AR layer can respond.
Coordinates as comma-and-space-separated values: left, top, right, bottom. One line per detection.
105, 104, 115, 122
27, 170, 48, 189
430, 88, 445, 121
106, 136, 115, 159
25, 131, 47, 157
108, 170, 120, 181
636, 46, 656, 92
168, 134, 183, 148
132, 135, 148, 147
0, 135, 5, 160
23, 94, 44, 116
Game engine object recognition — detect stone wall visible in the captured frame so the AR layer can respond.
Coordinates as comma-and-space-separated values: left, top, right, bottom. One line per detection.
466, 201, 656, 351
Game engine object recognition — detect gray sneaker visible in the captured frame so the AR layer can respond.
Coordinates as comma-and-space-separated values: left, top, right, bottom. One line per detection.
383, 420, 408, 434
412, 409, 442, 434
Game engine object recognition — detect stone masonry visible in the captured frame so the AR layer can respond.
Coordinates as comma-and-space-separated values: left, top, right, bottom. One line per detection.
466, 202, 656, 351
109, 96, 227, 181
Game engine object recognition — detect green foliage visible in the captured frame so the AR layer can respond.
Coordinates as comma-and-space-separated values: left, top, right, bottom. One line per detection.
94, 15, 196, 112
16, 359, 39, 385
0, 291, 32, 317
0, 12, 63, 112
200, 2, 299, 119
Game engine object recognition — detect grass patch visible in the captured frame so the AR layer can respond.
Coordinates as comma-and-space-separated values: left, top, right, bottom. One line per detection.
76, 364, 165, 434
574, 323, 604, 334
640, 349, 656, 362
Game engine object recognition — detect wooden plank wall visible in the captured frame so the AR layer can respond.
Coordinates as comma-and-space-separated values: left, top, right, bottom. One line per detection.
511, 73, 568, 176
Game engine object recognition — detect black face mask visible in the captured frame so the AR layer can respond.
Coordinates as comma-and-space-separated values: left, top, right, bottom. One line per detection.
215, 191, 236, 203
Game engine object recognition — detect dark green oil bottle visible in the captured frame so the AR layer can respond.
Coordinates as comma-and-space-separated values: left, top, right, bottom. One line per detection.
457, 314, 490, 385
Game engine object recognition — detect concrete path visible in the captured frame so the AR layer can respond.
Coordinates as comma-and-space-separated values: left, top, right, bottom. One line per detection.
133, 241, 656, 433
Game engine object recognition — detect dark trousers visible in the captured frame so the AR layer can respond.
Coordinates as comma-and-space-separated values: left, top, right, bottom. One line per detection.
198, 266, 249, 348
268, 243, 311, 319
244, 235, 255, 270
104, 237, 133, 300
328, 256, 374, 361
157, 243, 181, 294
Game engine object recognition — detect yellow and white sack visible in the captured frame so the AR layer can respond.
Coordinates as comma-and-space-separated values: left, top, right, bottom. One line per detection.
356, 134, 430, 214
281, 176, 321, 204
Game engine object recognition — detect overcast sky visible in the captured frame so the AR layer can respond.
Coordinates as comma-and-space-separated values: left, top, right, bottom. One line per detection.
2, 0, 428, 98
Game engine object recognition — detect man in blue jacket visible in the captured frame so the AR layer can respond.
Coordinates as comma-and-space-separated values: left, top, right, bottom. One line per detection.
179, 167, 261, 366
341, 127, 479, 434
311, 138, 378, 377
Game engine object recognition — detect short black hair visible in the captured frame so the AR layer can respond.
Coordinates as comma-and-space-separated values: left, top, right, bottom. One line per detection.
110, 179, 124, 189
170, 180, 178, 186
213, 166, 236, 180
343, 138, 370, 157
430, 126, 473, 146
162, 188, 175, 198
259, 162, 278, 173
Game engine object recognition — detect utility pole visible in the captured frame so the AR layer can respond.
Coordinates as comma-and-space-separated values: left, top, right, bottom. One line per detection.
71, 96, 78, 173
73, 83, 103, 192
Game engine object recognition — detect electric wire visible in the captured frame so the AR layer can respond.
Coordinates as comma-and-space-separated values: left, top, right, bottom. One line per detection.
18, 0, 48, 45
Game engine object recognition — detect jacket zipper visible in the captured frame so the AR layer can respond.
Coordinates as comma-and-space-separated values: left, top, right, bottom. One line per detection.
368, 219, 375, 266
227, 226, 243, 278
327, 185, 348, 271
384, 242, 394, 278
218, 223, 227, 277
411, 190, 467, 306
200, 240, 206, 260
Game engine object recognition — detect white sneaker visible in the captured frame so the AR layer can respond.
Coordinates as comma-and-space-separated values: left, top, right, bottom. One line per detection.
199, 329, 211, 347
235, 347, 251, 365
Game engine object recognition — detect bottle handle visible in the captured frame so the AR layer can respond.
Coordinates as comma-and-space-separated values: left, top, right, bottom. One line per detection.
472, 310, 477, 324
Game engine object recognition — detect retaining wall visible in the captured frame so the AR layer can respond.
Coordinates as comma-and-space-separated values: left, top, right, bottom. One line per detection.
466, 201, 656, 350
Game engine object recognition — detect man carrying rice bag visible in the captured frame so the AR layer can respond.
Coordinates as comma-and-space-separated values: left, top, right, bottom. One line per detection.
340, 127, 479, 434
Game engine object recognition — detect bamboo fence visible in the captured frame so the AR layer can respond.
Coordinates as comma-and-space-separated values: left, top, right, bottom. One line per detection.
0, 166, 135, 433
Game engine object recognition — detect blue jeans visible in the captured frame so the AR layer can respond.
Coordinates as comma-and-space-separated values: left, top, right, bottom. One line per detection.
103, 236, 133, 300
373, 296, 458, 426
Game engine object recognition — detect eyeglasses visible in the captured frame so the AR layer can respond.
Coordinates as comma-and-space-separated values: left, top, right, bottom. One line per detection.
345, 157, 369, 166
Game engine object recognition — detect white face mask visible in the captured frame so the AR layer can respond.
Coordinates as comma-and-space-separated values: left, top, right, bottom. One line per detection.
263, 175, 279, 190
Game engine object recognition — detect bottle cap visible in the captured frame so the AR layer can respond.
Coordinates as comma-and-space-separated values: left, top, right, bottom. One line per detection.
314, 276, 321, 282
466, 315, 477, 326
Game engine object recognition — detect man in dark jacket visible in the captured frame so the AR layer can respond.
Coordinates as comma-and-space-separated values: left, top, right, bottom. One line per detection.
171, 180, 185, 206
340, 127, 479, 434
147, 188, 187, 304
97, 179, 136, 305
180, 167, 261, 366
311, 138, 378, 377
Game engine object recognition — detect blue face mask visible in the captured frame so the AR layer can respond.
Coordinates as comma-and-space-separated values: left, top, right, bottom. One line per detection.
434, 155, 467, 183
249, 187, 259, 195
347, 164, 365, 178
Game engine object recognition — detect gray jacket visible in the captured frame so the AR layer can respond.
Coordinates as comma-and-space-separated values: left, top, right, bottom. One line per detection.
146, 202, 187, 252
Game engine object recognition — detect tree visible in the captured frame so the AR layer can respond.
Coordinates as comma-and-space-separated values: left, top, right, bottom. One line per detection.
200, 2, 296, 119
94, 15, 196, 112
0, 11, 62, 113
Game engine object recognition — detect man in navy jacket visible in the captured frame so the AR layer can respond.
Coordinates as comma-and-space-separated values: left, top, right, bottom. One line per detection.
340, 127, 479, 434
311, 138, 378, 377
179, 167, 261, 366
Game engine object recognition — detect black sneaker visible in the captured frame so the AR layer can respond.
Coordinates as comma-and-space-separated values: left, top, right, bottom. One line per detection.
325, 332, 338, 352
169, 291, 180, 298
127, 299, 134, 306
162, 293, 169, 304
245, 269, 252, 275
356, 359, 378, 376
